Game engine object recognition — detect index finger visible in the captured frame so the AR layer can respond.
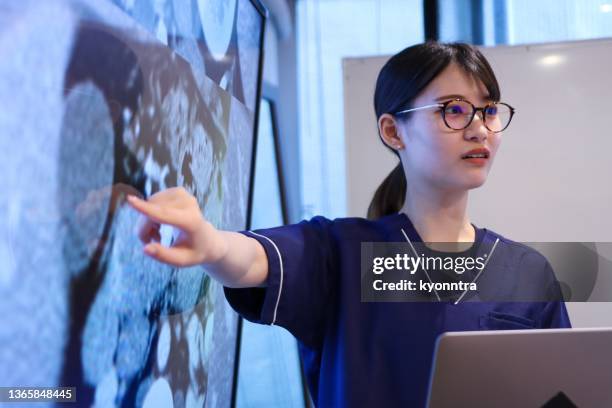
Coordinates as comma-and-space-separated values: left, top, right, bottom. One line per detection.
126, 195, 195, 232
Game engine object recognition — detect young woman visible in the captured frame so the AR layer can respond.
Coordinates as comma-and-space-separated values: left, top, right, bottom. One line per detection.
127, 42, 571, 407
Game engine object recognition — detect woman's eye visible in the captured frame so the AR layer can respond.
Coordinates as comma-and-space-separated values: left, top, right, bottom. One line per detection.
485, 106, 498, 115
445, 105, 464, 115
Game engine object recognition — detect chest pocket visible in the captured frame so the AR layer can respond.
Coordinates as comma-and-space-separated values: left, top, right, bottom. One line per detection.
479, 311, 536, 330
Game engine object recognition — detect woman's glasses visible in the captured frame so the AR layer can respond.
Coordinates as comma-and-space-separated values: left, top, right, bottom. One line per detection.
394, 98, 515, 133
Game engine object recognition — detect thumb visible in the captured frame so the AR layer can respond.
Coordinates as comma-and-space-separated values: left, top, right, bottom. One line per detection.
143, 242, 200, 267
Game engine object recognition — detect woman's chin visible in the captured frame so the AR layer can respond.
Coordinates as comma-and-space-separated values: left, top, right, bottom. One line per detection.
464, 175, 488, 190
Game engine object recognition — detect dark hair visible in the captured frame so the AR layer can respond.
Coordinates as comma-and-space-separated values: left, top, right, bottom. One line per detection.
367, 41, 501, 219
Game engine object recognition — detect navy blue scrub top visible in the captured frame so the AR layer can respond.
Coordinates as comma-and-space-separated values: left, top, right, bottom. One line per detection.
224, 213, 572, 408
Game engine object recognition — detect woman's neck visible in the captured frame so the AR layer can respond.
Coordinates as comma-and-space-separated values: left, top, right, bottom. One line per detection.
399, 185, 475, 243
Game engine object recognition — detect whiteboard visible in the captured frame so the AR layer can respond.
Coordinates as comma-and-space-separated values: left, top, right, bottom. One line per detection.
343, 39, 612, 242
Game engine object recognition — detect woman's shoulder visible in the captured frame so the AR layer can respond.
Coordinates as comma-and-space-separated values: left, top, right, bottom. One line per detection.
483, 228, 566, 302
482, 227, 551, 268
302, 213, 405, 240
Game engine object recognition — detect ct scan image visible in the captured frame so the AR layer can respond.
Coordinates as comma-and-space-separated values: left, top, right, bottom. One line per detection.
0, 0, 264, 406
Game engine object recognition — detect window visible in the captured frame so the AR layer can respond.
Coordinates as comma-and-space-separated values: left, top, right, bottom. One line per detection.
297, 0, 424, 219
235, 99, 307, 408
439, 0, 612, 46
498, 0, 612, 45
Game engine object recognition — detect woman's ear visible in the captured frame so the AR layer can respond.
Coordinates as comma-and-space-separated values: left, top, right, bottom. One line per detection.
378, 113, 404, 150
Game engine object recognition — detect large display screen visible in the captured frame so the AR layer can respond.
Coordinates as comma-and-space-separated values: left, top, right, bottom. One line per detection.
0, 0, 265, 406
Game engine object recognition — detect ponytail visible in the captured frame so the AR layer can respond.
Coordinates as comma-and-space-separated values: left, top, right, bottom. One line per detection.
367, 162, 406, 220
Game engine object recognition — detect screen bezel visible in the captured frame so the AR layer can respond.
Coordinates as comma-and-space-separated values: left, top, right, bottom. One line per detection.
230, 1, 268, 407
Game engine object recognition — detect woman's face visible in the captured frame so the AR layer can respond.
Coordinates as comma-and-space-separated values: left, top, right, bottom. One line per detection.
397, 63, 502, 193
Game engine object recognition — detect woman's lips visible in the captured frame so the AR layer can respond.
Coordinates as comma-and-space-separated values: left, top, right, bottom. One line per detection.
462, 157, 488, 166
461, 147, 490, 166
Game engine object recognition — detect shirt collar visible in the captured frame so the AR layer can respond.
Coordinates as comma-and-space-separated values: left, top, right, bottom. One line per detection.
378, 212, 494, 258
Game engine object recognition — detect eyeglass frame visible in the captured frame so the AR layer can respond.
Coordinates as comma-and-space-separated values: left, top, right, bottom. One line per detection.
393, 98, 516, 133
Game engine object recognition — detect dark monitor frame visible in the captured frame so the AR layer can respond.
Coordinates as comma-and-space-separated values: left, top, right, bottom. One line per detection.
230, 0, 268, 406
232, 86, 309, 407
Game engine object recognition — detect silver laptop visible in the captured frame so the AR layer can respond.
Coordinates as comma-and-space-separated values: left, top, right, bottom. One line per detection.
427, 328, 612, 408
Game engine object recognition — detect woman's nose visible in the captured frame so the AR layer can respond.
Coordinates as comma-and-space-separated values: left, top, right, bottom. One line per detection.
465, 111, 488, 142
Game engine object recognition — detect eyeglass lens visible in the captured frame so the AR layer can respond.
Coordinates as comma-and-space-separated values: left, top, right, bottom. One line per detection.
443, 100, 512, 132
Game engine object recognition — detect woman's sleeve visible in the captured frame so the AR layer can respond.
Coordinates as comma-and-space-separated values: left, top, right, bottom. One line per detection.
223, 216, 339, 347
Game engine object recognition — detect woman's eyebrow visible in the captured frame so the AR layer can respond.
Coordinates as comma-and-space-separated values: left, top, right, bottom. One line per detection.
434, 94, 494, 102
434, 94, 465, 101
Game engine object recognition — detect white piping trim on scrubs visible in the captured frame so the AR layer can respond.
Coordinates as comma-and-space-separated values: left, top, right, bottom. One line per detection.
401, 228, 440, 301
454, 237, 500, 304
249, 231, 283, 325
400, 228, 500, 305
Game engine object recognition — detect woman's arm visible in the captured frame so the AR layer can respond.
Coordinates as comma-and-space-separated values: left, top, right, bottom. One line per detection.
126, 187, 268, 288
